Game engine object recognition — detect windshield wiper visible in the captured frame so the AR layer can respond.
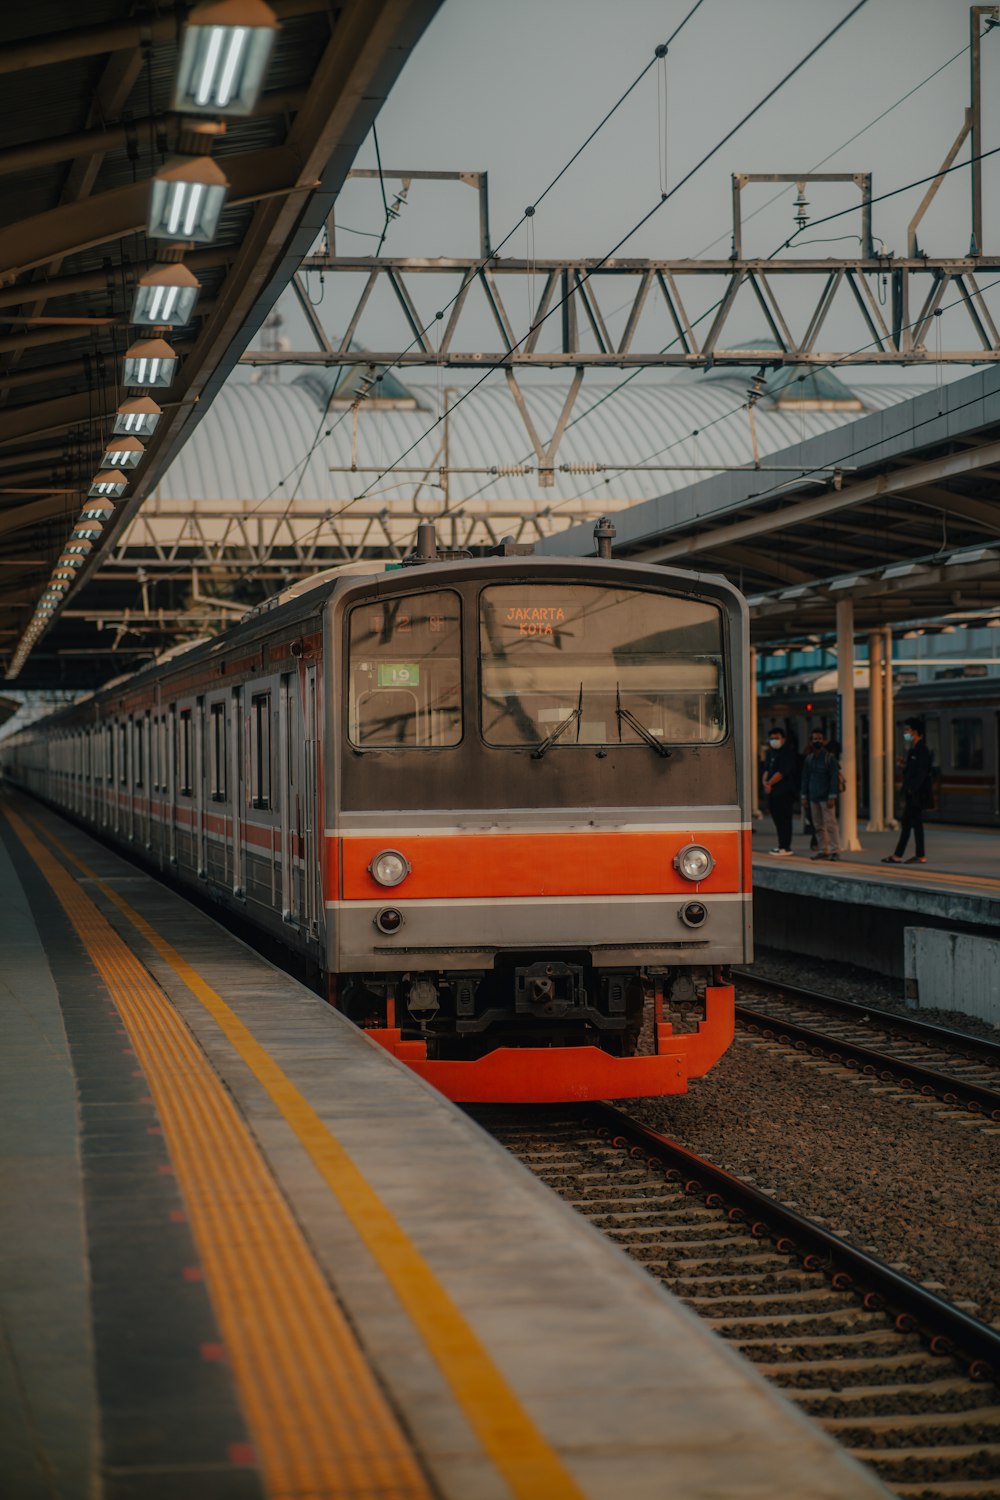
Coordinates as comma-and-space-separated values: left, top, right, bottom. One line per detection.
616, 684, 671, 757
532, 683, 583, 759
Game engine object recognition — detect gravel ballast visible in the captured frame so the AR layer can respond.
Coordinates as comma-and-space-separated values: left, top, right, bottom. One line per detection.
630, 968, 1000, 1328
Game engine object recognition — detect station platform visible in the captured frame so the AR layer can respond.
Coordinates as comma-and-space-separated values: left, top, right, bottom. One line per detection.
0, 792, 889, 1500
751, 822, 1000, 977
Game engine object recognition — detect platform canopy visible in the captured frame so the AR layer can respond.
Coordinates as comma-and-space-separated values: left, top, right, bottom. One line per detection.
0, 0, 439, 683
541, 365, 1000, 647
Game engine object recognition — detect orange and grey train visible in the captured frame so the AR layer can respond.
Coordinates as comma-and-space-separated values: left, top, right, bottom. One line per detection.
5, 525, 752, 1103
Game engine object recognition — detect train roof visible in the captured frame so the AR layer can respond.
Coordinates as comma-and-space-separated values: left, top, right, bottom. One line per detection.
22, 552, 745, 732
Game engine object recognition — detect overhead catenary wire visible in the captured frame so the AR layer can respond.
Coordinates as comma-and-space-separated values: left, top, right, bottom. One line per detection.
508, 132, 1000, 520
336, 0, 870, 549
490, 19, 999, 496
233, 5, 709, 584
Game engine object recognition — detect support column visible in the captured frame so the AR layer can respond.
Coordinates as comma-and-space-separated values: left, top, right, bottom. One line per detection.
882, 625, 899, 829
749, 646, 761, 818
866, 630, 885, 831
836, 598, 862, 850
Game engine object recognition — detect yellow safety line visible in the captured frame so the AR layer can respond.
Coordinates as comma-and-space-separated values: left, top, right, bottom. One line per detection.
18, 806, 589, 1500
3, 805, 432, 1500
754, 853, 1000, 892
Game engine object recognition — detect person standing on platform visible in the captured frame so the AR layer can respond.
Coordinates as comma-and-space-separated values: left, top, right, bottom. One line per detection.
883, 716, 932, 865
801, 727, 841, 861
762, 727, 797, 856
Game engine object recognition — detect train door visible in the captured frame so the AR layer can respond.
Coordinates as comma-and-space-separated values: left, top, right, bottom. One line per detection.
167, 706, 177, 864
302, 663, 319, 936
196, 697, 207, 877
278, 674, 294, 923
230, 686, 244, 896
923, 715, 942, 819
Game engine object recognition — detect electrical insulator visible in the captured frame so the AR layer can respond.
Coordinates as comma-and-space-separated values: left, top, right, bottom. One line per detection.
793, 185, 809, 232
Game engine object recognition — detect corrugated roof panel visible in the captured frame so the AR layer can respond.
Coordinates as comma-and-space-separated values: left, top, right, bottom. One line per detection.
157, 372, 930, 511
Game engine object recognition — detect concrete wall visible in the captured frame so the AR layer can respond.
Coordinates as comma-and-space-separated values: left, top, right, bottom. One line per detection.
903, 928, 1000, 1025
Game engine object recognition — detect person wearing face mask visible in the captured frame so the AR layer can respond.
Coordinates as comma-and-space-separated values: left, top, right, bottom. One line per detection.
762, 726, 797, 856
800, 727, 841, 861
882, 716, 932, 865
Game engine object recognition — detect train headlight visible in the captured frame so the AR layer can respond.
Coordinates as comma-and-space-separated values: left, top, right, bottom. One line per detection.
674, 843, 714, 881
369, 849, 410, 887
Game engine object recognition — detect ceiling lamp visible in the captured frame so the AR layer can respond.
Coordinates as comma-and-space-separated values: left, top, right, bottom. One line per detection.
148, 157, 229, 243
131, 263, 201, 327
81, 504, 115, 523
123, 339, 177, 388
113, 397, 162, 437
173, 0, 279, 116
73, 525, 104, 543
100, 436, 145, 470
89, 469, 129, 499
64, 541, 93, 557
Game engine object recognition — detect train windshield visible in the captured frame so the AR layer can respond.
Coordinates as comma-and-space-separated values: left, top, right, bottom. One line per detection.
480, 584, 725, 748
348, 590, 462, 747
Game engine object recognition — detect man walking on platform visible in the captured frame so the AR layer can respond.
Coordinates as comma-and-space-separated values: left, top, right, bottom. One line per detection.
801, 727, 841, 861
762, 726, 797, 856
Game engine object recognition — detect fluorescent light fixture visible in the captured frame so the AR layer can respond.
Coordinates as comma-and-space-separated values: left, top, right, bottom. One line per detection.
81, 504, 115, 522
829, 574, 861, 591
65, 542, 93, 557
173, 0, 279, 116
148, 156, 229, 243
123, 339, 177, 389
131, 263, 201, 327
58, 555, 84, 569
89, 469, 129, 499
113, 397, 162, 437
100, 436, 145, 470
945, 546, 998, 566
73, 526, 104, 542
53, 570, 76, 582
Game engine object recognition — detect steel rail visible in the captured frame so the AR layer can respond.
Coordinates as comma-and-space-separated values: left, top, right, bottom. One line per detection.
733, 969, 1000, 1065
735, 1003, 1000, 1118
584, 1101, 1000, 1381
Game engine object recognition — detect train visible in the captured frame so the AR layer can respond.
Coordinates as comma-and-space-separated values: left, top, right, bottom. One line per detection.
2, 522, 752, 1103
762, 671, 1000, 827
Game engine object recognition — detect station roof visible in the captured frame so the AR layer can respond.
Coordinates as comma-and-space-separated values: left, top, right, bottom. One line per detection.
0, 0, 440, 682
540, 365, 1000, 646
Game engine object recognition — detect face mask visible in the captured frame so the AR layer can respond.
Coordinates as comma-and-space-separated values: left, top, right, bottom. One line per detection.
768, 738, 781, 749
903, 732, 913, 744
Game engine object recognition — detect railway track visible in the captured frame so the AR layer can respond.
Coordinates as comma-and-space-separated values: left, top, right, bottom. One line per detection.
475, 1102, 1000, 1500
734, 972, 1000, 1123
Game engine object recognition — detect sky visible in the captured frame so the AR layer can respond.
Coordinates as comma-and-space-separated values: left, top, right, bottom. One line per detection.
248, 0, 1000, 389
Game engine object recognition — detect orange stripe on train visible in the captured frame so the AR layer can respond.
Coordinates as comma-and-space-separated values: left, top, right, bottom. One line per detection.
335, 830, 744, 901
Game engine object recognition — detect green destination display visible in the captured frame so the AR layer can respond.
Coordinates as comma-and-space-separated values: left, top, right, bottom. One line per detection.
378, 662, 420, 687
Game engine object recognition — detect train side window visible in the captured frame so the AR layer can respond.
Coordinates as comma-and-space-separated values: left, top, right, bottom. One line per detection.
119, 723, 128, 784
210, 702, 227, 801
134, 719, 144, 789
347, 590, 462, 748
179, 709, 193, 795
251, 693, 271, 808
951, 717, 984, 771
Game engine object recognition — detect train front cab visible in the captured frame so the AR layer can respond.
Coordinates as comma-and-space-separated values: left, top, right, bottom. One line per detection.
325, 556, 751, 1103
